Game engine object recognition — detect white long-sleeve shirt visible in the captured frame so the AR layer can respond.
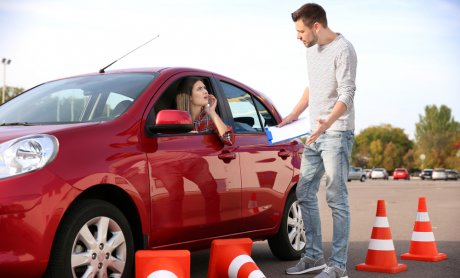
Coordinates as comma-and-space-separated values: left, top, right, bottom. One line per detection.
307, 33, 357, 131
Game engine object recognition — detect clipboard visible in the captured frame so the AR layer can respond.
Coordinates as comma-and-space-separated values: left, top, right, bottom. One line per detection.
265, 117, 311, 145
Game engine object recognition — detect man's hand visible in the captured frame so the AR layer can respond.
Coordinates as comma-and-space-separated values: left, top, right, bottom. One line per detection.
278, 114, 299, 127
306, 118, 330, 145
306, 102, 347, 144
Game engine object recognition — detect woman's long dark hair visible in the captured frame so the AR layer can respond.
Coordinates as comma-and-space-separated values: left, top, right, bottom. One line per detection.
175, 77, 203, 112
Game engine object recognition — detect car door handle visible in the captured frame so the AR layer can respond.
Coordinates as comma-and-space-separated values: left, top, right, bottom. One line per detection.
218, 151, 236, 162
278, 149, 291, 159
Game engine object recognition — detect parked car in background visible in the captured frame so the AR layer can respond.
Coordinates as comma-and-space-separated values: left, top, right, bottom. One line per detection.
348, 166, 367, 182
371, 168, 389, 180
393, 168, 410, 180
446, 169, 459, 180
420, 169, 433, 180
0, 67, 306, 277
411, 170, 421, 178
432, 168, 448, 180
364, 169, 372, 179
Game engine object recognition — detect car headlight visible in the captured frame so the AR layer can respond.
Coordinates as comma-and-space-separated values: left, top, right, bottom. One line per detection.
0, 134, 59, 179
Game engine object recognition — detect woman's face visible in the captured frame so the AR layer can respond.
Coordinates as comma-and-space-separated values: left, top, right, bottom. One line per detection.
190, 80, 209, 107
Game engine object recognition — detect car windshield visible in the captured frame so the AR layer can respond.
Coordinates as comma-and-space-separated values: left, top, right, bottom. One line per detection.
0, 72, 157, 125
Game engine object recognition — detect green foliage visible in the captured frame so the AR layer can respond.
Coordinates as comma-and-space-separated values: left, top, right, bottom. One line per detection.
2, 86, 24, 103
352, 124, 413, 171
352, 105, 460, 172
415, 105, 460, 169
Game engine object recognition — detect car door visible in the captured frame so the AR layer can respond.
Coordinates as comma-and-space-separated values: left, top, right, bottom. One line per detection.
215, 77, 300, 232
142, 72, 242, 247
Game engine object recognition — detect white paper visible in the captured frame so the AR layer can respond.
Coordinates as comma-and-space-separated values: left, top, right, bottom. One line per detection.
265, 117, 311, 144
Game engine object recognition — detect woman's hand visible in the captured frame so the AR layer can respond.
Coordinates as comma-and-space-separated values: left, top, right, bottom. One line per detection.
205, 94, 218, 113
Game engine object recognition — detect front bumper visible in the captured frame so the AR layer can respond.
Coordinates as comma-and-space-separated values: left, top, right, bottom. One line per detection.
0, 170, 77, 277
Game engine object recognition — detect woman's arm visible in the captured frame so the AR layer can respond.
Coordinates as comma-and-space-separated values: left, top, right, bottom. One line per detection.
206, 95, 234, 145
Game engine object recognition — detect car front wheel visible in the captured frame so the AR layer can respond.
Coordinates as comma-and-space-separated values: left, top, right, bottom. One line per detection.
46, 199, 134, 278
268, 192, 306, 260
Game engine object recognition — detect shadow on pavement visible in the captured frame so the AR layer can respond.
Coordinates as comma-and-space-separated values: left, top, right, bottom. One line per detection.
190, 240, 459, 278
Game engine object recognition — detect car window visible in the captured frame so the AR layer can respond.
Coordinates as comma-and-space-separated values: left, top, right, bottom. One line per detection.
0, 72, 156, 124
103, 93, 134, 118
219, 81, 276, 133
152, 76, 221, 134
51, 89, 89, 122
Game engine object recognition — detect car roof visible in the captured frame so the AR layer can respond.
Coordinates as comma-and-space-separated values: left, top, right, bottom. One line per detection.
36, 67, 215, 84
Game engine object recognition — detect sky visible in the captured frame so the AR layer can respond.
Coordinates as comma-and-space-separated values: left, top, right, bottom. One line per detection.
1, 0, 459, 139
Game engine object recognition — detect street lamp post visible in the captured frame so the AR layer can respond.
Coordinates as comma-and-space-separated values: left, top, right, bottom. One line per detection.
2, 58, 12, 104
419, 153, 426, 169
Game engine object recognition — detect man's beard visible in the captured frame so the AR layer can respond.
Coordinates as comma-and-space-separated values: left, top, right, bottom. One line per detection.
305, 32, 318, 48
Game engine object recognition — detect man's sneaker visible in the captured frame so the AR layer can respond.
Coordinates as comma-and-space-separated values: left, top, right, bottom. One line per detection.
285, 255, 326, 275
313, 265, 348, 278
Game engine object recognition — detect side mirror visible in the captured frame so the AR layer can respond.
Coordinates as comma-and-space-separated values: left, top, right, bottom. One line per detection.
150, 110, 193, 133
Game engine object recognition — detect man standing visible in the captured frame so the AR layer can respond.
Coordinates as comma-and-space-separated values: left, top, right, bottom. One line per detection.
281, 3, 357, 278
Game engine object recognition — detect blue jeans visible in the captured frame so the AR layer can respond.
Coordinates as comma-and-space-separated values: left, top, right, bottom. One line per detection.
296, 130, 354, 269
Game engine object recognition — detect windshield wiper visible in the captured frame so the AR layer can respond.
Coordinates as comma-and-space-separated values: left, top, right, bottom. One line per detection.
0, 122, 34, 126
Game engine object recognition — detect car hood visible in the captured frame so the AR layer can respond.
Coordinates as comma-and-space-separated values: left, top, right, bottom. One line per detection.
0, 123, 101, 143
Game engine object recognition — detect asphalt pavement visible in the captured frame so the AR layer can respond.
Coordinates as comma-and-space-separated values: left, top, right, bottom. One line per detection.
189, 178, 460, 277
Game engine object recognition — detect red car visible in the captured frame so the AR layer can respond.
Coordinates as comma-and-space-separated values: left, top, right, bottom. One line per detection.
0, 67, 305, 277
393, 168, 410, 180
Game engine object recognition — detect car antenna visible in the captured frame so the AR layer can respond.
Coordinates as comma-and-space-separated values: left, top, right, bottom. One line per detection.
99, 34, 160, 73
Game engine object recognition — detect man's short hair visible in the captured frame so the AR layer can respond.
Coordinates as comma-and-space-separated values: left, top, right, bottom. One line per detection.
291, 3, 328, 28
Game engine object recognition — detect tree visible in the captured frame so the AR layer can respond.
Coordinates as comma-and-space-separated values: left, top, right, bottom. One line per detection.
383, 142, 398, 170
415, 105, 460, 169
1, 86, 24, 103
368, 139, 383, 167
352, 124, 413, 171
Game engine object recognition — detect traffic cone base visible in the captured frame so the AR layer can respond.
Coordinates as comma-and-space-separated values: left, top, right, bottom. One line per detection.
356, 262, 407, 273
356, 249, 408, 273
401, 251, 447, 262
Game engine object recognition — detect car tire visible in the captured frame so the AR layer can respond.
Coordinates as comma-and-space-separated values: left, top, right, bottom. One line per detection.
268, 192, 305, 260
46, 199, 134, 278
360, 176, 366, 182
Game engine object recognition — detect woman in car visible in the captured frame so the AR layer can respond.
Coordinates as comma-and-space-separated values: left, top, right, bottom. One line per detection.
176, 77, 234, 145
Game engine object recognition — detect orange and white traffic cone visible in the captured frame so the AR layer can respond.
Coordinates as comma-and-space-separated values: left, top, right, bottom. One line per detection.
356, 200, 407, 273
401, 196, 447, 262
207, 238, 266, 278
135, 250, 190, 278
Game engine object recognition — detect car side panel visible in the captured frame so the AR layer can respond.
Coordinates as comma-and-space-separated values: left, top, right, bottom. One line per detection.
237, 134, 300, 231
144, 133, 243, 246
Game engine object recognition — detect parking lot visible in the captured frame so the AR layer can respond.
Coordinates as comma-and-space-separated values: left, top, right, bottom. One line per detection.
189, 178, 460, 277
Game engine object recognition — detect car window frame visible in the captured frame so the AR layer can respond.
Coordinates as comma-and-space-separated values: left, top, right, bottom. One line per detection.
145, 73, 230, 138
212, 77, 277, 134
